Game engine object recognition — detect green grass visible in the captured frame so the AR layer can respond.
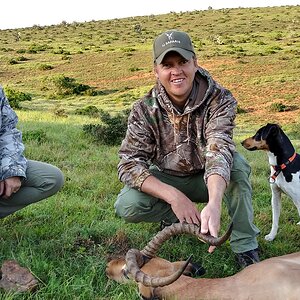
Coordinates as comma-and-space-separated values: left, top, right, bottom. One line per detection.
0, 5, 299, 124
0, 110, 299, 299
0, 5, 300, 299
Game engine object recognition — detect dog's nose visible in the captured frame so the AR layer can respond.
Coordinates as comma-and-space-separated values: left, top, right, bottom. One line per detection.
241, 140, 250, 148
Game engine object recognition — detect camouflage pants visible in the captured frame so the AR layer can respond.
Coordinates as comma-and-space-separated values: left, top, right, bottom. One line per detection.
0, 160, 64, 218
115, 152, 260, 253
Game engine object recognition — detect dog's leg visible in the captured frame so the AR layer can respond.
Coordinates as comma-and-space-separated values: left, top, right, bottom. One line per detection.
265, 184, 281, 241
294, 197, 300, 225
286, 185, 300, 226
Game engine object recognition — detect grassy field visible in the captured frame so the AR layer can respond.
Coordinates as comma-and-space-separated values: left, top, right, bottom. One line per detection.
0, 5, 300, 300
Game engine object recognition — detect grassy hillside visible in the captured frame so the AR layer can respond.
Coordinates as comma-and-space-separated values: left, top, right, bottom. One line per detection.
0, 5, 300, 300
0, 5, 299, 125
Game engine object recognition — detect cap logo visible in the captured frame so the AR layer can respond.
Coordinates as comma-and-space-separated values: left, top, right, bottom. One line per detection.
161, 32, 181, 48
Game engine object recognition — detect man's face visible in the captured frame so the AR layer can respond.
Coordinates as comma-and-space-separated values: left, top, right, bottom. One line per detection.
154, 51, 198, 109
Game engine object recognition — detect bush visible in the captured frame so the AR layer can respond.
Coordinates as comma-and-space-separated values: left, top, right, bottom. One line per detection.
27, 43, 48, 53
269, 102, 287, 112
53, 107, 68, 118
38, 64, 54, 70
237, 105, 246, 114
16, 49, 26, 54
8, 56, 29, 65
4, 87, 32, 109
16, 56, 29, 61
52, 75, 92, 96
8, 59, 18, 65
75, 105, 99, 116
83, 108, 131, 145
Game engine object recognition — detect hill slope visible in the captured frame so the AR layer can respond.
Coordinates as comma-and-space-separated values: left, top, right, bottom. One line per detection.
0, 5, 299, 125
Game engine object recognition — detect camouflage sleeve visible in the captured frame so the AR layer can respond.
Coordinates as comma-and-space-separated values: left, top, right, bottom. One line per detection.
204, 88, 237, 186
117, 101, 154, 190
0, 87, 27, 180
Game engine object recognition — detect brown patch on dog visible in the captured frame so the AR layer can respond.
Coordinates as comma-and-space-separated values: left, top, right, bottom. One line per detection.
241, 137, 269, 151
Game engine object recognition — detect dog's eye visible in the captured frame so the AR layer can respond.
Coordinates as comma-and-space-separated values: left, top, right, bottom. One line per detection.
254, 134, 261, 141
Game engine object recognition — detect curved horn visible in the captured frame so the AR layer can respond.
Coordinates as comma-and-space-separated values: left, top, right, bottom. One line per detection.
125, 248, 193, 287
125, 223, 233, 287
141, 222, 233, 258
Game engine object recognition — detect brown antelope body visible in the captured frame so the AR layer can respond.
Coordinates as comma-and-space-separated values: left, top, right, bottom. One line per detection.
106, 223, 300, 300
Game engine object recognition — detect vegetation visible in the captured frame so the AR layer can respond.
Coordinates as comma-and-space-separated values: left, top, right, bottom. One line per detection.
269, 101, 287, 112
0, 5, 299, 299
0, 5, 299, 123
4, 87, 32, 109
83, 108, 130, 145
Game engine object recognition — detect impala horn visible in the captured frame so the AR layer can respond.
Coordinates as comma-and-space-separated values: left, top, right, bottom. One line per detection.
125, 222, 233, 287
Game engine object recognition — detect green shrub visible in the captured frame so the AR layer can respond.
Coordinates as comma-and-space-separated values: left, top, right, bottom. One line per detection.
8, 56, 29, 64
75, 105, 99, 116
269, 102, 287, 112
52, 75, 92, 96
83, 108, 130, 145
61, 54, 71, 60
8, 59, 18, 65
52, 49, 65, 54
16, 49, 26, 54
38, 64, 54, 70
4, 87, 32, 109
16, 56, 29, 61
27, 43, 48, 53
53, 107, 68, 118
237, 105, 246, 114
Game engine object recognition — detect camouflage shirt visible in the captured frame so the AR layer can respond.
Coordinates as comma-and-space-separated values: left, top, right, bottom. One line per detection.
118, 68, 237, 190
0, 86, 27, 181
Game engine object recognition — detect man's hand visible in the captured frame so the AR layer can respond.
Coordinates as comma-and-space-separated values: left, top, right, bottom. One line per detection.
170, 194, 201, 225
200, 174, 226, 253
200, 202, 221, 253
140, 174, 227, 252
141, 175, 201, 224
0, 177, 22, 199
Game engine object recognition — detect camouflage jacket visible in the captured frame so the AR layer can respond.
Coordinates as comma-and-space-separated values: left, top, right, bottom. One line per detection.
0, 86, 27, 181
118, 68, 237, 190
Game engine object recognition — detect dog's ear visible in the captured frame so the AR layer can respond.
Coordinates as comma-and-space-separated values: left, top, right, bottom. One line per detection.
261, 123, 280, 140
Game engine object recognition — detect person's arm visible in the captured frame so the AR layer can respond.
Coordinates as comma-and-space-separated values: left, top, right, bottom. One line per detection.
200, 85, 237, 251
200, 174, 226, 252
117, 101, 154, 190
204, 88, 237, 186
0, 87, 27, 197
118, 101, 201, 223
118, 94, 201, 224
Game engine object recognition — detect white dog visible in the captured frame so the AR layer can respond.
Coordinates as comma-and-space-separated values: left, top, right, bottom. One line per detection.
242, 123, 300, 241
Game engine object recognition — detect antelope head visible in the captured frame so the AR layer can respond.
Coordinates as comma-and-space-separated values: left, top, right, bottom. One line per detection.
106, 222, 232, 288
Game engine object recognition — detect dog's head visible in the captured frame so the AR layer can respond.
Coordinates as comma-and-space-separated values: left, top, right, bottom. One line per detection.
241, 123, 281, 151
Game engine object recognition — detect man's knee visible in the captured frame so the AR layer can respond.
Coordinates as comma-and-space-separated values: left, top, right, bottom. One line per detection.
47, 165, 64, 194
114, 187, 144, 222
26, 160, 64, 195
